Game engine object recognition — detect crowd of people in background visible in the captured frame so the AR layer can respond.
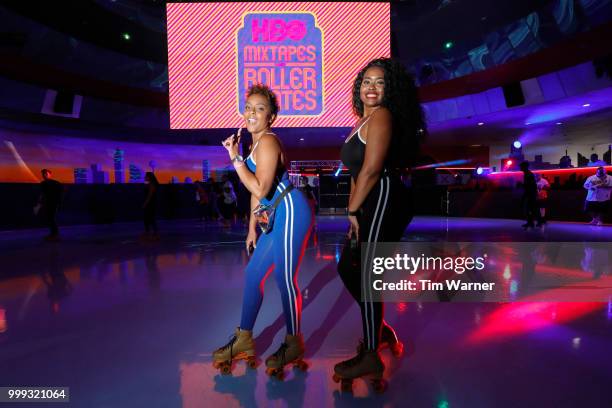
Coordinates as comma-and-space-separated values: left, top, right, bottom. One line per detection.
32, 161, 611, 241
194, 175, 251, 225
517, 162, 612, 228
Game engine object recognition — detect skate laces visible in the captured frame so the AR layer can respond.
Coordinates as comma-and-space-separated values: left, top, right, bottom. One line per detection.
219, 334, 238, 356
272, 342, 289, 364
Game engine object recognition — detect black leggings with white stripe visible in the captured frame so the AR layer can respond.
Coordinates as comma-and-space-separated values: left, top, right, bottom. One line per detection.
338, 175, 412, 351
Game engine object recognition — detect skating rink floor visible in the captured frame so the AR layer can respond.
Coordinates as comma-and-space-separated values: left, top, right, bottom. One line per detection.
1, 216, 611, 407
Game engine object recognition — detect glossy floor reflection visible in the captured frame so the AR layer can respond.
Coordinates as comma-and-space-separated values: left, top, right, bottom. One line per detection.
0, 217, 611, 408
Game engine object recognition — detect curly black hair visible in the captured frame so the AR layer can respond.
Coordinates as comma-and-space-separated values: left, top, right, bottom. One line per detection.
352, 58, 426, 167
247, 83, 280, 124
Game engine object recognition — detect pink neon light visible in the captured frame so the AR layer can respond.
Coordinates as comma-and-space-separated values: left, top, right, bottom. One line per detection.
465, 302, 603, 345
489, 165, 612, 176
435, 167, 490, 171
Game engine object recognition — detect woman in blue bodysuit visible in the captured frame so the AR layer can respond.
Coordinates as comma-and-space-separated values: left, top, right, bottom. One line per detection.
212, 84, 313, 377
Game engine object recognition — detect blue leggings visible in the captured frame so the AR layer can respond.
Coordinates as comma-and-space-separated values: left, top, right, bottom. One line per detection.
240, 190, 313, 335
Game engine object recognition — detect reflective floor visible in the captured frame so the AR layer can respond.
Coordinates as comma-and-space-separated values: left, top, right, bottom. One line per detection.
0, 217, 611, 408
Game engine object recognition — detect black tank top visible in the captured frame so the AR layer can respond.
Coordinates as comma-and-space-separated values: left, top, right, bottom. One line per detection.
341, 130, 367, 180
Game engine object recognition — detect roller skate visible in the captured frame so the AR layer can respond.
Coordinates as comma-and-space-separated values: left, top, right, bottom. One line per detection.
212, 327, 257, 375
332, 349, 387, 394
265, 333, 308, 380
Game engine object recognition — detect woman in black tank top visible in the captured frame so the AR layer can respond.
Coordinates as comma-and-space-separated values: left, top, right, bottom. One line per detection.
333, 58, 426, 392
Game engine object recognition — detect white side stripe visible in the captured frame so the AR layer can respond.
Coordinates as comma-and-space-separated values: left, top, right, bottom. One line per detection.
280, 183, 295, 335
362, 177, 385, 348
363, 177, 389, 349
287, 191, 298, 333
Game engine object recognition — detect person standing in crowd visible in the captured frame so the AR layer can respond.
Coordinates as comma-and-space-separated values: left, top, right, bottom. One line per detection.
334, 58, 425, 392
195, 181, 210, 221
219, 175, 237, 225
535, 173, 550, 224
587, 153, 606, 167
299, 176, 318, 228
37, 169, 63, 241
583, 166, 612, 226
212, 84, 313, 377
142, 172, 159, 240
520, 161, 544, 229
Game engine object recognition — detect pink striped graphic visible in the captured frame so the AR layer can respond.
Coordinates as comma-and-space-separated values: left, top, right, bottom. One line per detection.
167, 2, 390, 129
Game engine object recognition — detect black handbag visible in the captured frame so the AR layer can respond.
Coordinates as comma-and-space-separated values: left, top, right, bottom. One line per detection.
252, 185, 294, 234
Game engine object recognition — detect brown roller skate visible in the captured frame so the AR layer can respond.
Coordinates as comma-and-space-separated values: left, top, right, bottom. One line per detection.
265, 333, 308, 380
212, 327, 257, 375
332, 349, 387, 394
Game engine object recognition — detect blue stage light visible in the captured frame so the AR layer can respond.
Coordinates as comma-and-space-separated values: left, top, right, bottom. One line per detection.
513, 141, 522, 149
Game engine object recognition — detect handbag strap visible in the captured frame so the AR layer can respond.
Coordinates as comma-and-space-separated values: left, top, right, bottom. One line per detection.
269, 184, 294, 209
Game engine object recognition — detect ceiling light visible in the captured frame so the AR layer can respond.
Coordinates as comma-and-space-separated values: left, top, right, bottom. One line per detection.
582, 103, 591, 107
477, 122, 484, 126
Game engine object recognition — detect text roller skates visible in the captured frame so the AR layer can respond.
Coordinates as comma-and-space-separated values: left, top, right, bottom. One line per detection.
265, 333, 308, 381
212, 327, 257, 375
333, 349, 387, 394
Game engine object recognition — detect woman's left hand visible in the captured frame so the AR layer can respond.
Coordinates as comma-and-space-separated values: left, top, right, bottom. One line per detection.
222, 128, 242, 158
347, 215, 359, 242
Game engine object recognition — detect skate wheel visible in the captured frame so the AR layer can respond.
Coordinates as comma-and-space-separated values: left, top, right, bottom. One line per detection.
266, 368, 285, 380
340, 379, 353, 392
266, 367, 284, 380
293, 360, 308, 371
371, 379, 387, 394
246, 357, 258, 369
220, 363, 232, 375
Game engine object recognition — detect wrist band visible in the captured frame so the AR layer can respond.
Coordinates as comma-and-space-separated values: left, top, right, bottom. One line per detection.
348, 209, 360, 216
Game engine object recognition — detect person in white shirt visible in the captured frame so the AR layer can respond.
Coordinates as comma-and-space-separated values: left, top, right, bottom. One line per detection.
220, 176, 237, 225
583, 166, 612, 226
535, 173, 550, 223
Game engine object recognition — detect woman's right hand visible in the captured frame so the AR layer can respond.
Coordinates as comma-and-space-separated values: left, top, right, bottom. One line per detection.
347, 215, 359, 242
246, 229, 257, 254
